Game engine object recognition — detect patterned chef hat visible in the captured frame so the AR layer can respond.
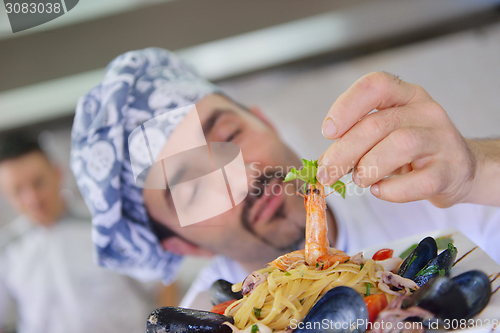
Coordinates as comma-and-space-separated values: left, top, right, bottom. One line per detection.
70, 48, 223, 284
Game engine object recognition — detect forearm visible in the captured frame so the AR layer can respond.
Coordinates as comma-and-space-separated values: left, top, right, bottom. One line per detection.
463, 138, 500, 206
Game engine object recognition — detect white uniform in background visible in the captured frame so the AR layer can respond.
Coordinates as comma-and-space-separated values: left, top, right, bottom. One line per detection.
0, 213, 160, 333
180, 190, 500, 308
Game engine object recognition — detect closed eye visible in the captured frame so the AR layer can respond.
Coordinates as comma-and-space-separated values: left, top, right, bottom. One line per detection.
226, 129, 241, 142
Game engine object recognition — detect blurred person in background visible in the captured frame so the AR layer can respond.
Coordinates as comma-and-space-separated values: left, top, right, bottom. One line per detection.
0, 134, 177, 333
70, 48, 500, 309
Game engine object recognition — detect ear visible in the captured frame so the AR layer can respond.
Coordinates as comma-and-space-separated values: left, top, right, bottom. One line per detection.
249, 106, 277, 132
160, 236, 215, 257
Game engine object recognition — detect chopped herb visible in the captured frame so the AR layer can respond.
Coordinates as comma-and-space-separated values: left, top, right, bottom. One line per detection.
331, 180, 346, 199
253, 308, 262, 317
283, 159, 346, 199
415, 265, 438, 277
321, 264, 324, 270
366, 283, 372, 296
408, 254, 418, 266
399, 244, 417, 259
285, 272, 291, 276
316, 263, 319, 268
360, 264, 364, 270
447, 243, 457, 256
439, 268, 446, 276
251, 324, 259, 333
284, 159, 318, 184
409, 288, 415, 292
299, 299, 304, 305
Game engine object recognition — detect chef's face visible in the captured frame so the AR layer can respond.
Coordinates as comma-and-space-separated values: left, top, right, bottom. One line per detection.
143, 94, 307, 264
0, 151, 63, 226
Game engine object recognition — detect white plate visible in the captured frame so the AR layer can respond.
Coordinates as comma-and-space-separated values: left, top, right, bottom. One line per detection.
193, 228, 500, 330
360, 228, 500, 331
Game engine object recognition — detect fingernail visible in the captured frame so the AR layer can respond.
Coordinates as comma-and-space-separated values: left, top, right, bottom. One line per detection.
322, 117, 337, 139
353, 172, 360, 186
371, 184, 380, 197
316, 165, 329, 185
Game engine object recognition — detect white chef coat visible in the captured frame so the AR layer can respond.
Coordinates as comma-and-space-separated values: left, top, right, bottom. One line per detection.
180, 188, 500, 308
0, 214, 161, 333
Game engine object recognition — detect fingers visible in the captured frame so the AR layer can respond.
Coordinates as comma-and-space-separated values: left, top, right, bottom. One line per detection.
321, 72, 418, 140
317, 105, 414, 186
370, 164, 449, 204
353, 127, 438, 188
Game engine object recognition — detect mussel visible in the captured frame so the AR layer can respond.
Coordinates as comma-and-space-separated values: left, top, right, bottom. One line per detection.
413, 243, 457, 287
146, 307, 234, 333
295, 286, 368, 333
398, 237, 437, 280
404, 270, 491, 321
209, 279, 243, 306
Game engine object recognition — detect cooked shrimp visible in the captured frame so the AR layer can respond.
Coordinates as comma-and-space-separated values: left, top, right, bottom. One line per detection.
269, 249, 306, 271
304, 183, 329, 265
269, 182, 349, 271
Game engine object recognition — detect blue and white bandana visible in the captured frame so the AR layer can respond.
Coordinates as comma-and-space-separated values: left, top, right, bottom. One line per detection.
70, 48, 222, 284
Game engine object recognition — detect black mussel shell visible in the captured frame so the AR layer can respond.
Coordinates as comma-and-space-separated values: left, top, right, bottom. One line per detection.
209, 279, 243, 306
405, 269, 492, 321
414, 244, 457, 287
295, 286, 368, 333
452, 270, 491, 319
398, 237, 438, 280
405, 276, 469, 320
146, 307, 234, 333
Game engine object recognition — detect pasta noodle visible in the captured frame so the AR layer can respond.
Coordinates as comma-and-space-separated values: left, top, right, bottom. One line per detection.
225, 259, 395, 331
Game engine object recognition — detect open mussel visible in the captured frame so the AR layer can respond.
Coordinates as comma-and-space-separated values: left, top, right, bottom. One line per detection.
295, 286, 368, 333
413, 243, 457, 287
209, 279, 243, 306
404, 270, 491, 321
146, 307, 234, 333
398, 237, 437, 280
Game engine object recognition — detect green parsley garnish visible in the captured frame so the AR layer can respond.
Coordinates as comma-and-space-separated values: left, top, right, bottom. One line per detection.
299, 299, 304, 305
284, 159, 346, 198
360, 263, 364, 270
316, 263, 319, 268
285, 272, 291, 276
253, 308, 262, 318
251, 324, 259, 333
366, 283, 372, 296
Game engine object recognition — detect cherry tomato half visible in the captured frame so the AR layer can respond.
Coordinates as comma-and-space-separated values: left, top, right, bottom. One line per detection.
364, 294, 389, 322
210, 299, 238, 315
372, 248, 394, 261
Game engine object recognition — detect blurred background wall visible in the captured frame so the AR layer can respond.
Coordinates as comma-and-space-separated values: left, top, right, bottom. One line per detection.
1, 0, 500, 299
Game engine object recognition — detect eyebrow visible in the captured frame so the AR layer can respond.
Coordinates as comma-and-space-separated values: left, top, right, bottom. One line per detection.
201, 108, 233, 137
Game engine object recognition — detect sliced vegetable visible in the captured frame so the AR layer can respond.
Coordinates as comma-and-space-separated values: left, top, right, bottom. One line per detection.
364, 294, 388, 322
210, 299, 237, 315
372, 248, 394, 261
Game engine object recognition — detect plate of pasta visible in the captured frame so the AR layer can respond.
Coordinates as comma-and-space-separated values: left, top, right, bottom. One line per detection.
145, 159, 500, 333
